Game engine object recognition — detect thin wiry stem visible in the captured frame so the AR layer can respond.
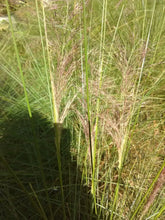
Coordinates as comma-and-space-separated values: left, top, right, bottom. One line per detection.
35, 0, 53, 121
91, 0, 108, 214
130, 159, 165, 219
41, 1, 66, 219
83, 0, 93, 173
5, 0, 32, 118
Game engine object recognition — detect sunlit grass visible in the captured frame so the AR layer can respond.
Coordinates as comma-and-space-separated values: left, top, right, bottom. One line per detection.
0, 0, 165, 219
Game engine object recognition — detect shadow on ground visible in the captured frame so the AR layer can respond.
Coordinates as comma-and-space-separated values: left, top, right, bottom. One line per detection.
0, 111, 96, 219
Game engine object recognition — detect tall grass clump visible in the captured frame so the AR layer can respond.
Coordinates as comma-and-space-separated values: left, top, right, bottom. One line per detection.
0, 0, 165, 219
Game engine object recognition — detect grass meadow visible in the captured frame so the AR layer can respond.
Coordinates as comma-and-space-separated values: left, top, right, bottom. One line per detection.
0, 0, 165, 219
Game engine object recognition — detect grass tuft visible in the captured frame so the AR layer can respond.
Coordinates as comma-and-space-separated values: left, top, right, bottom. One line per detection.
0, 0, 165, 219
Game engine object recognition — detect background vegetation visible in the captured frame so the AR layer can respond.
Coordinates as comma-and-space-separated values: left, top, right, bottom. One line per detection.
0, 0, 165, 219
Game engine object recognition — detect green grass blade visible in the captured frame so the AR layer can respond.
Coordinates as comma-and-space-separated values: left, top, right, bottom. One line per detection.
5, 0, 32, 118
130, 159, 165, 219
154, 204, 165, 220
83, 0, 93, 172
91, 0, 108, 214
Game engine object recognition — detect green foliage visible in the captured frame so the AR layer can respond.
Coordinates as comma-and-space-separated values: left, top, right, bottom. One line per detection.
0, 0, 165, 219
